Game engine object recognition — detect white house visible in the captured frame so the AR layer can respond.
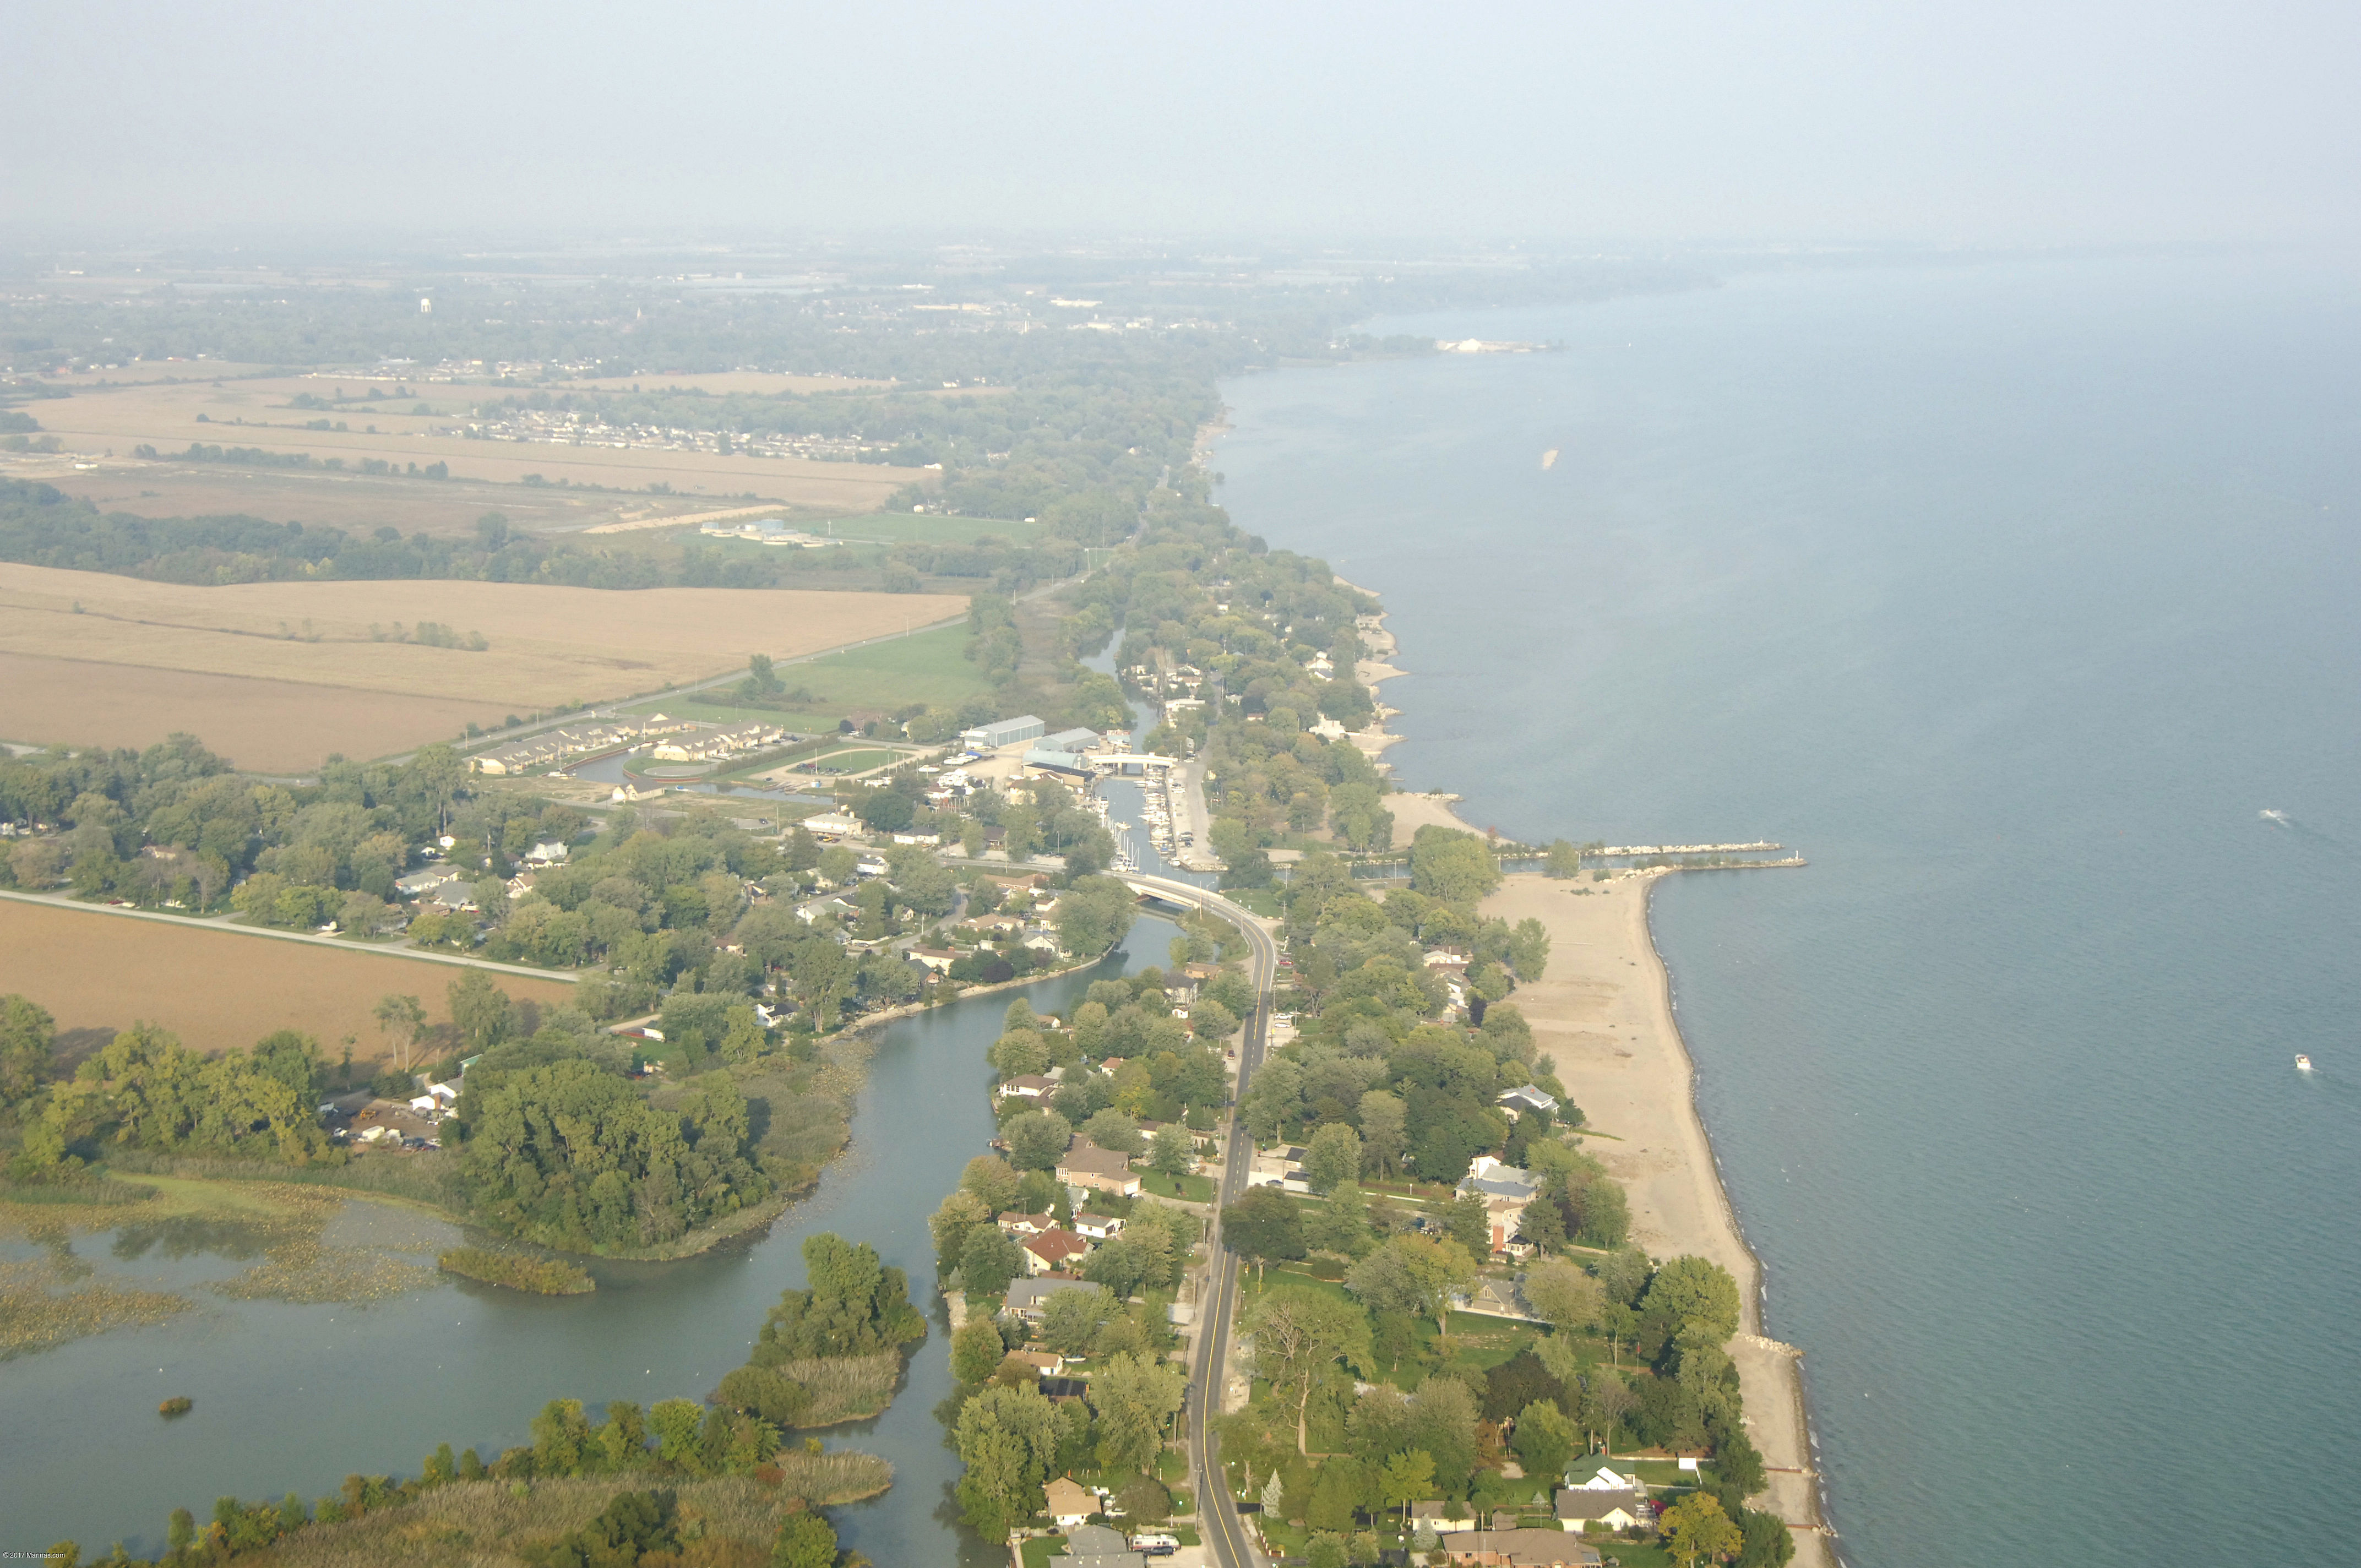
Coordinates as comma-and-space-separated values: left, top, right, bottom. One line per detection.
1459, 1155, 1544, 1254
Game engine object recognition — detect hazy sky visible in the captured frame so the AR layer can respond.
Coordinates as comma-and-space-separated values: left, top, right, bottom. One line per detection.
6, 0, 2356, 247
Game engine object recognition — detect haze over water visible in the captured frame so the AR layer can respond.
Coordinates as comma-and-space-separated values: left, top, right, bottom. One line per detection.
1212, 254, 2361, 1568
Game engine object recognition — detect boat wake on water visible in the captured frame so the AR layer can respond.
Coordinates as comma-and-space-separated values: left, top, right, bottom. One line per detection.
2258, 810, 2356, 857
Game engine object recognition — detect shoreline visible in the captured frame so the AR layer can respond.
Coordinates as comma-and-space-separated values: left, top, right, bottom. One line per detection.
1348, 589, 1835, 1561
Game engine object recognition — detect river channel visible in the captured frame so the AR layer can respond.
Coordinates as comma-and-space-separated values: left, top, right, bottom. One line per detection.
0, 913, 1185, 1561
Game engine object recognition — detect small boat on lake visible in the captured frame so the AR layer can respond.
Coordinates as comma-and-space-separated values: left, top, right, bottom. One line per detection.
2295, 1054, 2313, 1071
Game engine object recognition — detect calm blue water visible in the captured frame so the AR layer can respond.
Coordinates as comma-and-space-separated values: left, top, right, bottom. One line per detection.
1211, 254, 2361, 1568
1, 918, 1181, 1560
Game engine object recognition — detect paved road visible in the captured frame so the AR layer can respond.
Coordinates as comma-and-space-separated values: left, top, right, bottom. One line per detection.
0, 886, 580, 983
1118, 872, 1276, 1568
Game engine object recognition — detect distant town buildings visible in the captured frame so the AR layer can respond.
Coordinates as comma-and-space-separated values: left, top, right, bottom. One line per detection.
469, 715, 696, 776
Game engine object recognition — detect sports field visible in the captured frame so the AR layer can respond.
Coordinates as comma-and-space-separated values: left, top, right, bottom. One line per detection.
0, 562, 966, 769
0, 899, 575, 1059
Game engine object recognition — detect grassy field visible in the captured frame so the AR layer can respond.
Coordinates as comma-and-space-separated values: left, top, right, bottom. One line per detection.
1138, 1170, 1218, 1202
0, 899, 575, 1058
792, 621, 995, 709
0, 561, 965, 766
25, 374, 931, 510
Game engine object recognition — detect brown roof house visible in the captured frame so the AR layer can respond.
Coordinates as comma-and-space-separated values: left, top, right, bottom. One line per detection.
1044, 1477, 1098, 1531
1021, 1227, 1093, 1276
1056, 1139, 1140, 1198
1438, 1527, 1603, 1567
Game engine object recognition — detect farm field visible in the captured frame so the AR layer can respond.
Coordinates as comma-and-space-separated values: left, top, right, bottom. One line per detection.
0, 899, 575, 1059
0, 652, 515, 773
25, 460, 660, 537
0, 561, 966, 766
21, 375, 932, 510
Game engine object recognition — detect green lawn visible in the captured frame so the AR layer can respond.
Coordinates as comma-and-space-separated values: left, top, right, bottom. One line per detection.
792, 622, 993, 710
1139, 1170, 1217, 1203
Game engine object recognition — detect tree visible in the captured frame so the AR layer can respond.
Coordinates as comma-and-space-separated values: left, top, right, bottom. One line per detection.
372, 993, 427, 1072
1004, 1109, 1073, 1171
770, 1503, 838, 1568
1090, 1351, 1187, 1474
1660, 1493, 1743, 1566
446, 971, 512, 1054
1082, 1108, 1145, 1156
1053, 875, 1139, 956
1244, 1285, 1373, 1453
1521, 1258, 1601, 1331
1511, 1399, 1576, 1482
1301, 1121, 1361, 1195
1147, 1123, 1195, 1178
1642, 1255, 1742, 1346
1356, 1090, 1407, 1179
961, 1154, 1024, 1216
952, 1316, 1010, 1386
1442, 1190, 1492, 1257
751, 1233, 927, 1360
1544, 840, 1583, 879
0, 994, 55, 1109
1408, 826, 1500, 906
1379, 1449, 1435, 1529
954, 1383, 1061, 1538
1220, 1186, 1305, 1279
1038, 1283, 1117, 1357
1345, 1234, 1476, 1336
961, 1226, 1025, 1298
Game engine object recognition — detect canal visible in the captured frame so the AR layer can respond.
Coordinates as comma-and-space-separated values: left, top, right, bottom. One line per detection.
0, 913, 1186, 1561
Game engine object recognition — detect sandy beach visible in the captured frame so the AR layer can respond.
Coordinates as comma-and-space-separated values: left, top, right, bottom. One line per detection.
1348, 589, 1830, 1558
1482, 868, 1830, 1561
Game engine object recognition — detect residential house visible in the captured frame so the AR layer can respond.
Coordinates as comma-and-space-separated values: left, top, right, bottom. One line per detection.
1006, 1348, 1065, 1376
1553, 1490, 1647, 1533
997, 1212, 1056, 1238
1497, 1084, 1558, 1116
1073, 1212, 1125, 1241
800, 812, 864, 837
1412, 1502, 1480, 1534
1020, 1228, 1092, 1276
523, 840, 570, 865
1049, 1523, 1142, 1568
393, 868, 459, 899
1459, 1155, 1543, 1255
1043, 1478, 1099, 1531
1003, 1276, 1100, 1323
995, 1074, 1058, 1101
910, 947, 960, 973
1056, 1140, 1141, 1199
1437, 1528, 1602, 1567
1562, 1459, 1644, 1494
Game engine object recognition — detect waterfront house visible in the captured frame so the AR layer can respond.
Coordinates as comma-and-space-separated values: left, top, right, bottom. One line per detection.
1004, 1276, 1099, 1323
1553, 1490, 1646, 1532
910, 946, 960, 973
1020, 1228, 1092, 1275
1056, 1140, 1141, 1198
1497, 1084, 1559, 1116
1562, 1458, 1644, 1493
1460, 1155, 1544, 1254
1049, 1525, 1142, 1568
997, 1211, 1056, 1238
1043, 1478, 1099, 1531
995, 1074, 1058, 1101
1437, 1527, 1602, 1567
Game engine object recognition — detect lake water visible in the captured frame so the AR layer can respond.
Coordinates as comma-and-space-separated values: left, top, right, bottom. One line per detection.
1210, 253, 2361, 1568
2, 916, 1182, 1560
